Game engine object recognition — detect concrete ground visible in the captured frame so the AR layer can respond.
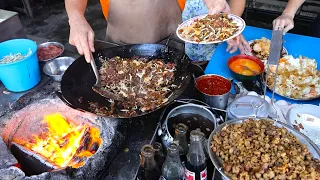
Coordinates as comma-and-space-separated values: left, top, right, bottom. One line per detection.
12, 0, 316, 45
19, 0, 106, 45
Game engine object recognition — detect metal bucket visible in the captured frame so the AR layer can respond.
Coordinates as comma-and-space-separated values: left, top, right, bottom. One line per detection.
195, 74, 231, 110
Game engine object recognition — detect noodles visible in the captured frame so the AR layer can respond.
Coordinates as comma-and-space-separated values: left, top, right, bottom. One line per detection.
178, 13, 239, 42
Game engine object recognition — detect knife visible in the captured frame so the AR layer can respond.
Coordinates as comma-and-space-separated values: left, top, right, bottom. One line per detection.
263, 29, 283, 102
268, 30, 283, 65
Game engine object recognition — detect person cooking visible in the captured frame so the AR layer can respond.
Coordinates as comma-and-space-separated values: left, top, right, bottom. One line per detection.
65, 0, 247, 63
273, 0, 305, 34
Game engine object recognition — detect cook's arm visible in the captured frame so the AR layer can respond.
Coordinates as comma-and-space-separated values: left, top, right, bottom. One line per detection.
65, 0, 95, 63
202, 0, 230, 14
282, 0, 305, 18
226, 0, 250, 54
229, 0, 246, 16
273, 0, 305, 34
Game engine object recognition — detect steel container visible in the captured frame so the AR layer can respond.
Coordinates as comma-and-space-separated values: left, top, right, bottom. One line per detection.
207, 118, 320, 180
195, 74, 231, 110
37, 42, 64, 62
43, 56, 75, 82
158, 103, 217, 148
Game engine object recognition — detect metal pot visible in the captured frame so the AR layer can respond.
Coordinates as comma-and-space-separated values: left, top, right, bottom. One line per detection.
195, 74, 232, 110
158, 103, 217, 148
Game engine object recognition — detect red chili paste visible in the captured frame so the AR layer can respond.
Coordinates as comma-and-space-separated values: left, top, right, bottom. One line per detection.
196, 75, 231, 95
37, 45, 63, 61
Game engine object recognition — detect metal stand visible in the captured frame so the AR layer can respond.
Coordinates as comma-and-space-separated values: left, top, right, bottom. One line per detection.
12, 0, 51, 19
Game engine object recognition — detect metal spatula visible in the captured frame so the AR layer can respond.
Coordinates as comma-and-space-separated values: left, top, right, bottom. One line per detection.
90, 58, 123, 101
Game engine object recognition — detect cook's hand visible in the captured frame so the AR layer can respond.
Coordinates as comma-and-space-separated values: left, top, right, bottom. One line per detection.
273, 13, 294, 34
69, 17, 95, 63
226, 34, 251, 54
203, 0, 231, 14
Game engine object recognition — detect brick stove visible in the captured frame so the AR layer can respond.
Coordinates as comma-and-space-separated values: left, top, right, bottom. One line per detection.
0, 82, 127, 180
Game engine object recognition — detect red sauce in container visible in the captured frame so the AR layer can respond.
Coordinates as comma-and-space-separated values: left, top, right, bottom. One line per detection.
196, 75, 231, 96
37, 44, 63, 61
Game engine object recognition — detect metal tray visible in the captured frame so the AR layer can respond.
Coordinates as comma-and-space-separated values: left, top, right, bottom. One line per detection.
207, 118, 320, 180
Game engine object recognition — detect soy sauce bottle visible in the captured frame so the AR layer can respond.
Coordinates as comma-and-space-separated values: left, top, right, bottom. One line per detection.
184, 130, 207, 180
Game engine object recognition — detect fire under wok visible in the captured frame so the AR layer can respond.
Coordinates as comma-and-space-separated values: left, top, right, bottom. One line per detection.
58, 44, 191, 118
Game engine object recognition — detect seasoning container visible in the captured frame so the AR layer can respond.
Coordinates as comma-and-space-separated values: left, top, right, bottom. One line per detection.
195, 74, 231, 110
227, 95, 270, 120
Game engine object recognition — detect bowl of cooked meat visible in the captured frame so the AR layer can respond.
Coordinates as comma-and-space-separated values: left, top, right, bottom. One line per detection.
208, 118, 320, 180
37, 42, 64, 62
245, 37, 288, 61
227, 55, 264, 81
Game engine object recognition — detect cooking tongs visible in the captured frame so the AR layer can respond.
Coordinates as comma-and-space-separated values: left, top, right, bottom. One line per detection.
90, 56, 123, 101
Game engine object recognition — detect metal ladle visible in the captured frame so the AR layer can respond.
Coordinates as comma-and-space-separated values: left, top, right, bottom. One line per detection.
90, 56, 124, 101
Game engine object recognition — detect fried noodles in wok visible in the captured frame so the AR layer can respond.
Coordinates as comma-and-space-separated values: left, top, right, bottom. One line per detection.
89, 56, 177, 117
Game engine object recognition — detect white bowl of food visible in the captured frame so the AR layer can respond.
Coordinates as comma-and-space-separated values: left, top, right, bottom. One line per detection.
245, 37, 288, 61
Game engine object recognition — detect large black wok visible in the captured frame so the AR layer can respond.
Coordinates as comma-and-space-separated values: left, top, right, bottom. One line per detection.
58, 44, 191, 118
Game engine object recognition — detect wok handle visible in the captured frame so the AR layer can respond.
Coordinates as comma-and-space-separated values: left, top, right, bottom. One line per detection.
188, 63, 204, 83
55, 91, 77, 109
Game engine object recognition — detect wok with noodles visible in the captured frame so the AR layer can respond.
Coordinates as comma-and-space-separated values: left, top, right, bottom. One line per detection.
59, 44, 190, 118
89, 56, 177, 117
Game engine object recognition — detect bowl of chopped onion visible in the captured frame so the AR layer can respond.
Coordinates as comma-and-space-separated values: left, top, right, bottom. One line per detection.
0, 39, 41, 92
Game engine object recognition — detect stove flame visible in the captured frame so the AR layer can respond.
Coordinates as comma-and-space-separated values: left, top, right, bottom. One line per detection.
22, 113, 102, 168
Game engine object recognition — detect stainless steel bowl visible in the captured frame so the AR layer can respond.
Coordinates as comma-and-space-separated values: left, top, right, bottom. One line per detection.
207, 118, 320, 180
43, 57, 75, 82
37, 42, 64, 62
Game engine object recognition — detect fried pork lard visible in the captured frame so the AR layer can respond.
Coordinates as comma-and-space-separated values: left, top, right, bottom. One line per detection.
211, 119, 320, 180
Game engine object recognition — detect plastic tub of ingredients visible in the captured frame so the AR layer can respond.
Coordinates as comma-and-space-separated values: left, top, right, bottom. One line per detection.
0, 39, 41, 92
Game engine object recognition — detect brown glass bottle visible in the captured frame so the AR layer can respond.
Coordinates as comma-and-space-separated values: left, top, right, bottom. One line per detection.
140, 144, 161, 180
153, 142, 165, 168
173, 123, 188, 163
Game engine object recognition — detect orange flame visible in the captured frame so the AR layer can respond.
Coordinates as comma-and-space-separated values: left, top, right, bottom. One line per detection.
22, 113, 102, 168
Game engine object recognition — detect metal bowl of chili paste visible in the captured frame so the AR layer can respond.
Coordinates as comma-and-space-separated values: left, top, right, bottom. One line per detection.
37, 42, 64, 62
195, 74, 231, 110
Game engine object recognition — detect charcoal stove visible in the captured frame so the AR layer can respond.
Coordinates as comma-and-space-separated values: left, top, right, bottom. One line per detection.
0, 82, 127, 179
